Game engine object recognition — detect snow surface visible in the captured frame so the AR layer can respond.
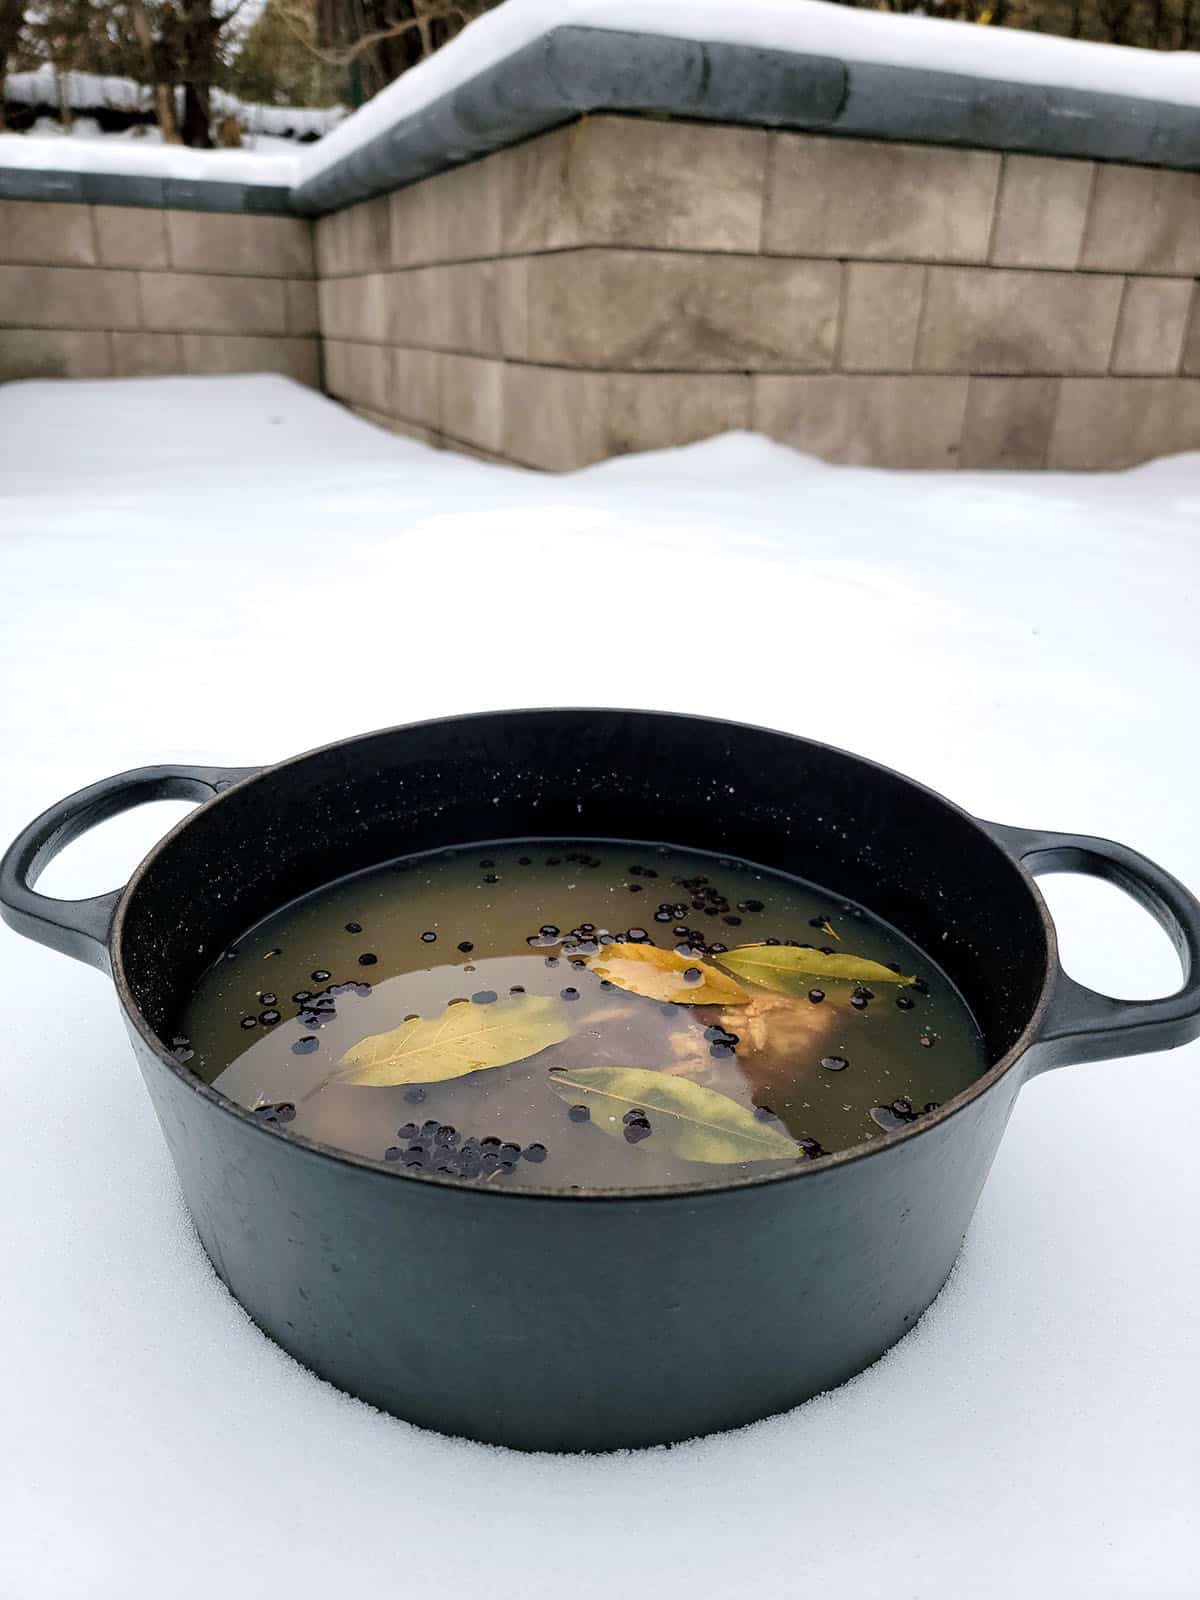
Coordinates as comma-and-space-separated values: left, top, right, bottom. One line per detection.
297, 0, 1200, 188
7, 118, 306, 163
1, 374, 1198, 1597
0, 127, 298, 182
5, 64, 345, 140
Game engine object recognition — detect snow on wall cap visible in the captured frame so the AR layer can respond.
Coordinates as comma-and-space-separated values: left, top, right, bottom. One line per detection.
294, 0, 1200, 192
0, 129, 298, 187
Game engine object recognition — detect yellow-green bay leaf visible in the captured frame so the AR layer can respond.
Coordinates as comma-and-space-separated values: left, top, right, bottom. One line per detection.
586, 941, 749, 1006
715, 943, 913, 995
332, 994, 570, 1087
547, 1066, 802, 1165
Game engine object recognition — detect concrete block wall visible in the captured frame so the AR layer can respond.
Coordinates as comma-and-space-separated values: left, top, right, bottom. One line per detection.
317, 115, 1200, 470
0, 201, 319, 386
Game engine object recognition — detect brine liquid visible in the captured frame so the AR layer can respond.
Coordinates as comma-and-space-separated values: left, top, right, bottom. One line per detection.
176, 841, 988, 1189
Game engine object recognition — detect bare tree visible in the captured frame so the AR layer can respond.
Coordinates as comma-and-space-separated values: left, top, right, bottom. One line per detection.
128, 0, 180, 141
309, 0, 497, 100
0, 0, 24, 131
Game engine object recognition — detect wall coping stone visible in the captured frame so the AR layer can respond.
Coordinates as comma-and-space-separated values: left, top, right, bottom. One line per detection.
0, 165, 294, 214
291, 25, 1200, 215
3, 24, 1197, 219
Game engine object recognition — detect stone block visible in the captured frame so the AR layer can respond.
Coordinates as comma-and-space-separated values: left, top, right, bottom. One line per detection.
342, 271, 390, 343
0, 327, 112, 380
916, 267, 1122, 374
94, 206, 168, 270
111, 331, 183, 377
0, 264, 138, 330
1049, 378, 1200, 468
765, 134, 1000, 262
752, 374, 968, 468
317, 275, 354, 341
318, 338, 390, 409
840, 262, 925, 372
392, 347, 441, 428
321, 338, 350, 397
496, 127, 572, 256
1185, 295, 1200, 376
350, 405, 440, 449
1111, 278, 1193, 375
389, 267, 447, 348
181, 334, 320, 388
502, 364, 609, 470
605, 373, 752, 457
1080, 165, 1200, 275
565, 115, 767, 253
388, 158, 504, 268
503, 367, 754, 470
526, 250, 839, 371
434, 159, 505, 263
0, 200, 95, 265
316, 206, 353, 278
496, 258, 529, 360
286, 278, 320, 337
438, 352, 504, 453
388, 178, 441, 270
166, 210, 314, 277
959, 377, 1060, 469
140, 271, 287, 335
988, 156, 1093, 269
346, 193, 392, 273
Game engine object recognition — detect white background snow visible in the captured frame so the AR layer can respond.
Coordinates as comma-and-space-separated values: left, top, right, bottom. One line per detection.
0, 374, 1197, 1596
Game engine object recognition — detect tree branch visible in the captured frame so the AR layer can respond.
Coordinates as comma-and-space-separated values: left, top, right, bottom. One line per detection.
283, 1, 479, 68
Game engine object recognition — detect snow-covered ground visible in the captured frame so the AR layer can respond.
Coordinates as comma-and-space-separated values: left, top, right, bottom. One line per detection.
297, 0, 1200, 189
1, 374, 1197, 1597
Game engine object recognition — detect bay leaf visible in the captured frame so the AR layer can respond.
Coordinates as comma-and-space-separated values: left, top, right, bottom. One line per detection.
587, 941, 749, 1006
332, 994, 570, 1087
547, 1065, 802, 1165
715, 944, 913, 995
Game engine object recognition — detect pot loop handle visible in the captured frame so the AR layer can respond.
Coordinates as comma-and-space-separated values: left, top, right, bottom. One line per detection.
0, 765, 260, 973
981, 821, 1200, 1069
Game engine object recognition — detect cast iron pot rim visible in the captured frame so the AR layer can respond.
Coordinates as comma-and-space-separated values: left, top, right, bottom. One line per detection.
110, 706, 1057, 1204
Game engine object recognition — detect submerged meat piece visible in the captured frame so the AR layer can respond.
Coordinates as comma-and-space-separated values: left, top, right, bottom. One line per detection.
704, 992, 838, 1106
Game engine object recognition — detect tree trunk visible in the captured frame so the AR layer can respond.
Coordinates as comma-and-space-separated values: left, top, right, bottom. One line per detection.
0, 0, 24, 133
182, 81, 211, 146
155, 81, 181, 143
179, 0, 216, 148
55, 63, 73, 131
129, 0, 181, 143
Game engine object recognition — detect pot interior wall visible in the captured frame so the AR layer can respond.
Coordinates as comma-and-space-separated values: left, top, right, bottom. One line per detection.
118, 712, 1048, 1066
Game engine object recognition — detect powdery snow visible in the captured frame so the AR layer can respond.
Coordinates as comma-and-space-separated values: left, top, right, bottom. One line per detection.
0, 374, 1198, 1597
0, 126, 298, 184
5, 64, 345, 140
296, 0, 1200, 188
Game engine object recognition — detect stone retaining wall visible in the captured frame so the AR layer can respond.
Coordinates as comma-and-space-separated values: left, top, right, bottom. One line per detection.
0, 200, 318, 386
4, 107, 1199, 471
317, 114, 1200, 471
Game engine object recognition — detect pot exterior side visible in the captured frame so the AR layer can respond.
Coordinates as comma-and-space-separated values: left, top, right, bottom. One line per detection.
129, 1018, 1026, 1452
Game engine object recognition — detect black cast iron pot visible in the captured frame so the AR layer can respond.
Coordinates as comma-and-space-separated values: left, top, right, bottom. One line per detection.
5, 710, 1200, 1452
